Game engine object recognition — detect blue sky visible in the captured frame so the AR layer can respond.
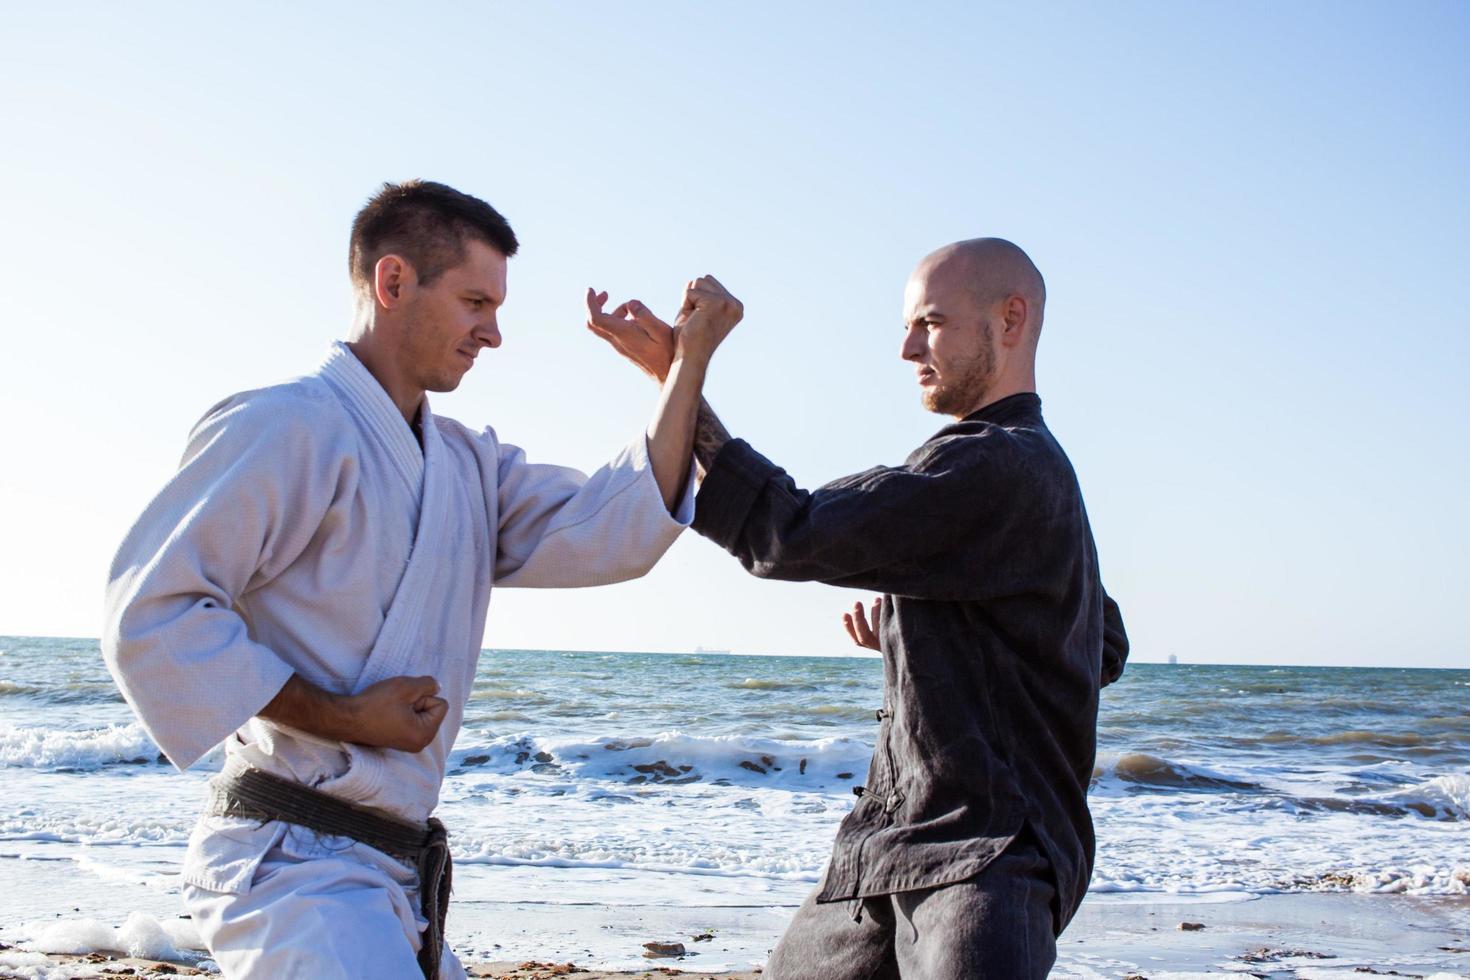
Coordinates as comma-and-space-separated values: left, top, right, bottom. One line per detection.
0, 3, 1465, 666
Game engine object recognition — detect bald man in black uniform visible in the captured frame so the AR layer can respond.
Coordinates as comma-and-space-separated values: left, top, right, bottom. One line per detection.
588, 239, 1128, 979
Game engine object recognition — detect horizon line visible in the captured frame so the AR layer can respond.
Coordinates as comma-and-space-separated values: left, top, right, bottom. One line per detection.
1, 633, 1463, 671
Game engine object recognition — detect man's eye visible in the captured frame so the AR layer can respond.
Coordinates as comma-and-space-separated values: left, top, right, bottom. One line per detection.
467, 299, 484, 310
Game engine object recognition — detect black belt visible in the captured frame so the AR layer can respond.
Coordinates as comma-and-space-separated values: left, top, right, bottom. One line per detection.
207, 764, 452, 979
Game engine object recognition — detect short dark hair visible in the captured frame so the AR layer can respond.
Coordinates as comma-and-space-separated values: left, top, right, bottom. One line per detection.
349, 180, 518, 292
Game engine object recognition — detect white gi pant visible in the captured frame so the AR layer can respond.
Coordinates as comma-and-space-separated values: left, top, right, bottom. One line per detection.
182, 823, 465, 980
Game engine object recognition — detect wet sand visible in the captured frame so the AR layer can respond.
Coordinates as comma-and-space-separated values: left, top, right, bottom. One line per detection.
3, 893, 1467, 978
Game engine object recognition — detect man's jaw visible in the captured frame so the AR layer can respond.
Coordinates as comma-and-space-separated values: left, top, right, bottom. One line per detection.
922, 378, 993, 418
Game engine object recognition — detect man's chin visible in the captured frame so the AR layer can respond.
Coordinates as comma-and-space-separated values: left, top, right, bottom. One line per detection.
426, 374, 465, 394
922, 385, 983, 418
920, 388, 955, 415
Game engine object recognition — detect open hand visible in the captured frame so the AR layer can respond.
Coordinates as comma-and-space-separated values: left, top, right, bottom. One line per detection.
842, 597, 883, 651
343, 675, 448, 753
586, 288, 677, 383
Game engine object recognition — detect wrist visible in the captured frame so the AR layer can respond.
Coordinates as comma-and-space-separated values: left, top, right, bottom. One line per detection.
672, 343, 714, 372
322, 689, 362, 744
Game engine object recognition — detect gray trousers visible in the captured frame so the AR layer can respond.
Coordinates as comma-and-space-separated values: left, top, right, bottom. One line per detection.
765, 836, 1057, 980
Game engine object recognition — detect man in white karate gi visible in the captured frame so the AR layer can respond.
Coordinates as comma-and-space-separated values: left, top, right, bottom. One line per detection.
102, 179, 744, 979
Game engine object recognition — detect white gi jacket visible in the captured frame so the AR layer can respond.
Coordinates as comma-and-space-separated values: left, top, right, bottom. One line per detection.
103, 341, 692, 897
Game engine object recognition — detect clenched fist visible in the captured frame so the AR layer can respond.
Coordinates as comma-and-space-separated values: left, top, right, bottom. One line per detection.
262, 673, 450, 754
342, 675, 449, 753
675, 275, 743, 362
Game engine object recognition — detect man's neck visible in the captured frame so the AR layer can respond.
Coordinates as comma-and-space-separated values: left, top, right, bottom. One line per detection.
345, 336, 424, 424
957, 377, 1037, 420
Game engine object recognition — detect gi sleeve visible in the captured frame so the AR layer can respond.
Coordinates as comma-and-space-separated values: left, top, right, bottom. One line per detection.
102, 387, 345, 770
491, 433, 694, 588
691, 435, 1041, 600
1101, 590, 1130, 686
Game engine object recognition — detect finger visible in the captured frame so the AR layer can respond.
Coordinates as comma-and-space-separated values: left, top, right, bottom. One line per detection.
610, 301, 631, 320
417, 696, 448, 724
870, 596, 882, 624
588, 309, 635, 335
626, 300, 671, 330
842, 613, 861, 646
406, 675, 440, 699
623, 299, 654, 332
852, 602, 877, 646
585, 288, 606, 315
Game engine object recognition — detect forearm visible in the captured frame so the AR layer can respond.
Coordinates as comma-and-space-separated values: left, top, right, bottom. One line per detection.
646, 354, 709, 512
693, 397, 732, 478
259, 674, 358, 742
693, 443, 992, 596
260, 673, 446, 752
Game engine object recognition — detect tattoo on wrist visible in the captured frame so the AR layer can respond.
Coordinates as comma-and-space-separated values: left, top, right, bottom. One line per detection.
694, 399, 731, 474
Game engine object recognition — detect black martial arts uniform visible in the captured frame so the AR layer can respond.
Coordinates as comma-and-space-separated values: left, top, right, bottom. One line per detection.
693, 393, 1129, 979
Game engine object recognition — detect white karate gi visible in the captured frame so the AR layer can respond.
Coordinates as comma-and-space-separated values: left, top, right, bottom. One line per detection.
102, 342, 693, 978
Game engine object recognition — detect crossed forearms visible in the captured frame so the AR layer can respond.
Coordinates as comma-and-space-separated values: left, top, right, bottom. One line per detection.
261, 674, 449, 753
585, 276, 738, 481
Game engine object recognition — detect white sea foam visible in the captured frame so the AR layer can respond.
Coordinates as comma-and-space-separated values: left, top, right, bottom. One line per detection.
18, 911, 200, 960
0, 812, 188, 846
1088, 777, 1470, 897
450, 729, 874, 790
0, 723, 159, 770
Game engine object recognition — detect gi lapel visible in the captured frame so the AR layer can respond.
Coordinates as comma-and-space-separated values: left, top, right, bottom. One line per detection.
353, 403, 452, 691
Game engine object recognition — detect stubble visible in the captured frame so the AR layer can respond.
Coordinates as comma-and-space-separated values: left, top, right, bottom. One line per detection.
921, 325, 997, 417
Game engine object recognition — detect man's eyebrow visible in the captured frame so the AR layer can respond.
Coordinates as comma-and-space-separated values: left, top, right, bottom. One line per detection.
463, 289, 500, 302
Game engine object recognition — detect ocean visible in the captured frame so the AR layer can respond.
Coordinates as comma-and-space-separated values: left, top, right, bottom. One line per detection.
1, 636, 1466, 970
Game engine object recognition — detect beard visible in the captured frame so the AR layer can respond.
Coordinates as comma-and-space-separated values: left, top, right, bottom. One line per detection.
921, 326, 997, 416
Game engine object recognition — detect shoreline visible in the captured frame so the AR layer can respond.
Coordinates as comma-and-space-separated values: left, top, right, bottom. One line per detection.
4, 893, 1467, 979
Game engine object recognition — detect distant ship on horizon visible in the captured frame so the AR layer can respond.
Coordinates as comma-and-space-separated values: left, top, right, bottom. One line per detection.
1168, 653, 1179, 665
694, 645, 731, 655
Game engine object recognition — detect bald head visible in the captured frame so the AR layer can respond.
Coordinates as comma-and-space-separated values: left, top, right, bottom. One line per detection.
915, 238, 1046, 338
901, 238, 1045, 418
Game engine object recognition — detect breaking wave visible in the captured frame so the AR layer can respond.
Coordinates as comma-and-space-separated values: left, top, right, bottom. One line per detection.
0, 723, 163, 770
450, 730, 873, 790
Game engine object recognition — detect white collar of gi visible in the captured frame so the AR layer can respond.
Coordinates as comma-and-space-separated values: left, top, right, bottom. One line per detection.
317, 341, 429, 495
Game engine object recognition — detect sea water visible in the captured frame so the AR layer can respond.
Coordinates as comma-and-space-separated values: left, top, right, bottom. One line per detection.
1, 636, 1466, 969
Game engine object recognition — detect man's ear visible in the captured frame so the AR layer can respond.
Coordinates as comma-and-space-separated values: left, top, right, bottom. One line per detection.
999, 295, 1029, 347
373, 254, 416, 310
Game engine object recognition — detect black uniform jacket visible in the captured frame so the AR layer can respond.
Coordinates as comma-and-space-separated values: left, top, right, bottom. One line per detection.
692, 393, 1128, 931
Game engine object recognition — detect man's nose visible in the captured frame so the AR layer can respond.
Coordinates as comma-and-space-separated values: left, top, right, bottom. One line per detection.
900, 326, 925, 362
477, 318, 502, 349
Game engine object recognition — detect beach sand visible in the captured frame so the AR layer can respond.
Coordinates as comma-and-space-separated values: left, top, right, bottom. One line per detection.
4, 893, 1466, 978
